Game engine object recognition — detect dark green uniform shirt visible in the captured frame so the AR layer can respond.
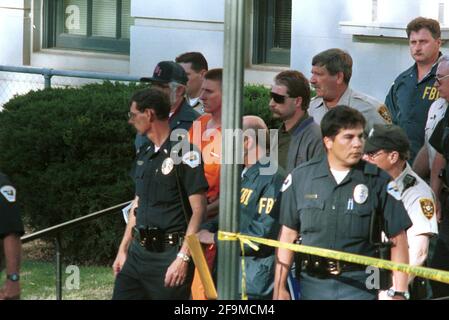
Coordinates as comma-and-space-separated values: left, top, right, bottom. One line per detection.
385, 61, 440, 162
134, 138, 208, 233
0, 173, 24, 238
280, 156, 412, 257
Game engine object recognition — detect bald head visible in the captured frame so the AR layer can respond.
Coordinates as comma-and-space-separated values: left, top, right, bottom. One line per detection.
243, 115, 268, 132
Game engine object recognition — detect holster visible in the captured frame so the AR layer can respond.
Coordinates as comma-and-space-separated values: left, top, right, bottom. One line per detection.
410, 277, 428, 300
135, 225, 165, 253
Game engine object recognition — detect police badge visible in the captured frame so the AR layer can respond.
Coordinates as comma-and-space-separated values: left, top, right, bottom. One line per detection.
161, 158, 175, 175
419, 198, 435, 220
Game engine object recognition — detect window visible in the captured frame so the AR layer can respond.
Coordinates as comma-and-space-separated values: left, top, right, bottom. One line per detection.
44, 0, 133, 54
253, 0, 292, 65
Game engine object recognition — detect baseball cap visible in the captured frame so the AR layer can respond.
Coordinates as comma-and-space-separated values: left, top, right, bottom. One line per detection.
140, 61, 188, 85
364, 124, 410, 154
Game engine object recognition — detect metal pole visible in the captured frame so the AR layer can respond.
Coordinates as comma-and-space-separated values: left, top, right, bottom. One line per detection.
44, 74, 52, 89
55, 234, 62, 300
217, 0, 246, 300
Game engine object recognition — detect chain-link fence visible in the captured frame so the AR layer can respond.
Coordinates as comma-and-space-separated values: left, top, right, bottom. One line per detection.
0, 65, 140, 110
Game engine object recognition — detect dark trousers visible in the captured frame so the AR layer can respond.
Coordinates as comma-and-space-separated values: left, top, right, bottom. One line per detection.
299, 271, 377, 300
430, 191, 449, 299
112, 240, 194, 300
430, 220, 449, 298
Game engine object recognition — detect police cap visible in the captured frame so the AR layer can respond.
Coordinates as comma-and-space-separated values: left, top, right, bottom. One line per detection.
364, 124, 410, 153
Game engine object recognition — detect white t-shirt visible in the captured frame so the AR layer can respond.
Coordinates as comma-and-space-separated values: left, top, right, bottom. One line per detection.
330, 168, 350, 184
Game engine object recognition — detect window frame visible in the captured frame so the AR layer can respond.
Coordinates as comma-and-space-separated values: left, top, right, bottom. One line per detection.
252, 0, 291, 65
44, 0, 130, 54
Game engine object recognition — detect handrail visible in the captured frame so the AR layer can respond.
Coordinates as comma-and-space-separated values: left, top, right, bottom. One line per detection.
21, 201, 132, 244
20, 200, 132, 300
0, 65, 140, 83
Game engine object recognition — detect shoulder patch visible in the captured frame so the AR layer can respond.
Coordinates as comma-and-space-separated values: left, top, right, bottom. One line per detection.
281, 174, 292, 193
419, 198, 435, 220
182, 151, 201, 168
377, 104, 392, 124
1, 185, 16, 202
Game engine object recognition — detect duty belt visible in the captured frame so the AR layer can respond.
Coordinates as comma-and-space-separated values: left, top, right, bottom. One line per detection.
133, 226, 185, 252
299, 254, 366, 277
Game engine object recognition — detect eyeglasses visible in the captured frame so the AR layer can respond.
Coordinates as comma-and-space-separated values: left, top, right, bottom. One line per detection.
435, 74, 449, 85
365, 150, 387, 159
127, 111, 139, 120
270, 92, 291, 104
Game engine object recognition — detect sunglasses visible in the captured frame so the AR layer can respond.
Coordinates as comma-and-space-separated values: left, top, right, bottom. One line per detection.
271, 92, 293, 104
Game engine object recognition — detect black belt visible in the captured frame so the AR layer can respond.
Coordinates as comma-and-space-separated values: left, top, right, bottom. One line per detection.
133, 226, 185, 252
300, 255, 365, 277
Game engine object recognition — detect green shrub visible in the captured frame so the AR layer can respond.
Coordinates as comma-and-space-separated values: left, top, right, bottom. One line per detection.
0, 82, 140, 264
0, 81, 289, 264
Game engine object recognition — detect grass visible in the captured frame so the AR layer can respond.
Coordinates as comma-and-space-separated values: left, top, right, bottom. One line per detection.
1, 260, 115, 300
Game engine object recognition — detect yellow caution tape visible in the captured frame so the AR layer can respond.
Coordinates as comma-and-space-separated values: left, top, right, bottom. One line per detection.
218, 231, 449, 288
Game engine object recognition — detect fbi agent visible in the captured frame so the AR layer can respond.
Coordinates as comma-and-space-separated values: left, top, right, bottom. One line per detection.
385, 17, 442, 163
112, 88, 208, 300
274, 106, 412, 300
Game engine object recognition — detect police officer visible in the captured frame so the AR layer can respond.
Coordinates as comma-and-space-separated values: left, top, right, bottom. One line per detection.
112, 88, 208, 300
0, 172, 24, 300
197, 116, 285, 299
309, 49, 388, 132
428, 106, 449, 298
364, 124, 438, 299
273, 106, 412, 300
135, 61, 200, 150
386, 17, 442, 164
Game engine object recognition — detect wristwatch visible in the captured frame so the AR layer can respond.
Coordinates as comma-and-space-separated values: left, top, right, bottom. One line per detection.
387, 288, 410, 300
177, 252, 191, 263
6, 273, 20, 282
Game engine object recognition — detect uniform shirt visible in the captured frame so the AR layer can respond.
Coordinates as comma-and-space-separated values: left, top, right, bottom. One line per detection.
280, 156, 412, 257
134, 138, 208, 232
429, 108, 449, 159
0, 173, 24, 238
385, 62, 439, 162
134, 99, 200, 151
425, 98, 448, 169
386, 163, 438, 238
309, 87, 387, 133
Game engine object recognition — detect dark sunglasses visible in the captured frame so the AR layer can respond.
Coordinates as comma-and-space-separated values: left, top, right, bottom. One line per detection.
270, 92, 290, 104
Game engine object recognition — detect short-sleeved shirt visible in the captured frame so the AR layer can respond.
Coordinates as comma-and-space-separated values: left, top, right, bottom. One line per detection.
425, 98, 448, 169
280, 156, 412, 257
385, 62, 439, 163
386, 163, 438, 238
429, 109, 449, 158
134, 99, 200, 151
188, 114, 221, 202
133, 138, 208, 232
309, 87, 388, 133
0, 173, 24, 238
